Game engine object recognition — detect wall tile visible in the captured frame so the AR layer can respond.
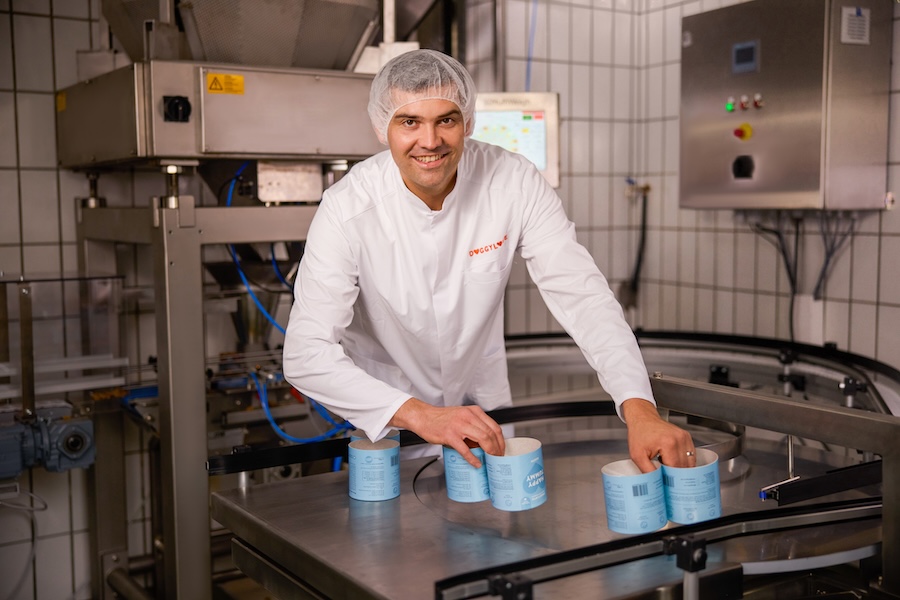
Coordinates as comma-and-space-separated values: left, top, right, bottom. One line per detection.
612, 12, 632, 66
848, 301, 876, 359
664, 7, 681, 62
0, 538, 34, 599
31, 469, 70, 536
875, 305, 900, 365
20, 168, 58, 242
505, 0, 527, 58
646, 9, 663, 66
0, 245, 22, 274
0, 17, 13, 89
879, 234, 900, 305
22, 242, 59, 275
593, 9, 613, 65
695, 287, 714, 331
11, 0, 49, 13
71, 531, 92, 599
733, 230, 755, 290
612, 67, 630, 119
847, 234, 878, 303
0, 92, 17, 167
0, 169, 21, 243
591, 175, 612, 227
713, 231, 735, 287
590, 120, 611, 174
659, 282, 678, 326
571, 64, 590, 119
822, 298, 850, 351
52, 0, 88, 18
676, 284, 695, 329
53, 17, 90, 89
549, 62, 570, 118
612, 122, 631, 174
16, 92, 56, 167
527, 286, 547, 331
13, 15, 53, 91
35, 535, 74, 599
571, 7, 591, 63
590, 65, 612, 119
754, 293, 776, 338
548, 3, 568, 62
734, 291, 754, 335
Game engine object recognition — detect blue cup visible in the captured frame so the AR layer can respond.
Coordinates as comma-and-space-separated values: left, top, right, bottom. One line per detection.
443, 446, 491, 503
662, 448, 721, 524
601, 459, 667, 534
348, 439, 400, 501
485, 437, 547, 512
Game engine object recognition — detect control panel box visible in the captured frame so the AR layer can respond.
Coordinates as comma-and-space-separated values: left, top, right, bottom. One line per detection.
680, 0, 892, 210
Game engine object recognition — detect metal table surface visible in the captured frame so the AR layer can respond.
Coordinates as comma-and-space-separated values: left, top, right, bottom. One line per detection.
211, 431, 881, 599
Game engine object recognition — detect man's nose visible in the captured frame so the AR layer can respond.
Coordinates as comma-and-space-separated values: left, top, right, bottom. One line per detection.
419, 123, 440, 149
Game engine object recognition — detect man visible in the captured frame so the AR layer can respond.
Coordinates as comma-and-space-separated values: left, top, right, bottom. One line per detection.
282, 49, 694, 473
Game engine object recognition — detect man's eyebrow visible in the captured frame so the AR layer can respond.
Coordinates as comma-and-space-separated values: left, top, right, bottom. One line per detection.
393, 109, 462, 121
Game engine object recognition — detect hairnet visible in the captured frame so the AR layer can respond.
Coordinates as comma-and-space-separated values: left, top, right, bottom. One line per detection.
368, 49, 477, 144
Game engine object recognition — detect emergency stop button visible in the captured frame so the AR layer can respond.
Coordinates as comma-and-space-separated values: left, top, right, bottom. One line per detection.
733, 123, 753, 141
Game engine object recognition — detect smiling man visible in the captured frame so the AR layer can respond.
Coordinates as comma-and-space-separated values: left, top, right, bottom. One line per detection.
283, 49, 694, 472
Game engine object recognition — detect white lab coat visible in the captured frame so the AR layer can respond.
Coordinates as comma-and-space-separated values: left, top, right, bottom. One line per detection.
282, 139, 654, 442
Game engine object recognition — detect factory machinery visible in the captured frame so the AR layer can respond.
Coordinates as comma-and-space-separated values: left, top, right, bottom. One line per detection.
0, 0, 893, 598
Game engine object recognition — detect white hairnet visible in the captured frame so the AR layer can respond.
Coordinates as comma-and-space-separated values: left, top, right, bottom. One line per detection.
368, 49, 477, 144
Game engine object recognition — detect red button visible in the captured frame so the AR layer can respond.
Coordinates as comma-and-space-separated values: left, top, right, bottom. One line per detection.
734, 128, 746, 139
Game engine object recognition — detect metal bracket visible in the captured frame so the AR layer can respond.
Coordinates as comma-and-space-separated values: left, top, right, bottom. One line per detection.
663, 534, 708, 573
488, 573, 533, 600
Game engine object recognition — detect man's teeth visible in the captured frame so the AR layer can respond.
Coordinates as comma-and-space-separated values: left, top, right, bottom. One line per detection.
416, 155, 441, 163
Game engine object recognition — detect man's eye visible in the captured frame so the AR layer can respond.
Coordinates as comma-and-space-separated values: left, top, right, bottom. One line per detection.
403, 119, 417, 127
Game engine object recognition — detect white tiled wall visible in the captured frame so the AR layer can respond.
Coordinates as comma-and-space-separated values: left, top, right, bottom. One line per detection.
2, 0, 900, 597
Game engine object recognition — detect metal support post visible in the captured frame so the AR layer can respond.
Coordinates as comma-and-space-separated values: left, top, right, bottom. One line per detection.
16, 283, 35, 423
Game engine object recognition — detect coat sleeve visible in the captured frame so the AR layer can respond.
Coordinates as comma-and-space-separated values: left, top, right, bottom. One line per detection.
514, 163, 655, 417
282, 194, 411, 442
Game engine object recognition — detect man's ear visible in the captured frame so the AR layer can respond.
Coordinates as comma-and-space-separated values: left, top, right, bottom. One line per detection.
374, 125, 388, 145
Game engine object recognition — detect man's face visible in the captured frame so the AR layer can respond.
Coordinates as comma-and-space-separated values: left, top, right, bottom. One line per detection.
386, 96, 465, 210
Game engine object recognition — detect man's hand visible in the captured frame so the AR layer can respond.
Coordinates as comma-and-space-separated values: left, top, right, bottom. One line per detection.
621, 398, 695, 473
389, 398, 505, 468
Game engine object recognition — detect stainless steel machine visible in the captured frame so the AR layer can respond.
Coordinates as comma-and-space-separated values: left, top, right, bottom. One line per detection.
58, 1, 386, 598
679, 0, 892, 210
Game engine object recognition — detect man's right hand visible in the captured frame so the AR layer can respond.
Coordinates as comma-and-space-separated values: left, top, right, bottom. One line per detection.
389, 398, 505, 468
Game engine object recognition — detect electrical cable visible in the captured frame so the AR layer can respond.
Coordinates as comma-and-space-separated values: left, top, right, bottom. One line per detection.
1, 490, 47, 600
751, 213, 800, 343
250, 372, 351, 445
225, 163, 287, 336
269, 243, 293, 291
525, 0, 539, 91
812, 212, 855, 300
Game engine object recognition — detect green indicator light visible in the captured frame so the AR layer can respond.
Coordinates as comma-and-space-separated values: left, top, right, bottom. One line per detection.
725, 102, 735, 112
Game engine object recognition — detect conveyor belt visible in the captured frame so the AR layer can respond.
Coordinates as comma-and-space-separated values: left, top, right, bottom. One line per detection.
211, 430, 881, 599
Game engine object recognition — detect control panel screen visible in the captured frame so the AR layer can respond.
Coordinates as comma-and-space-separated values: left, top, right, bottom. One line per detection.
732, 41, 759, 74
471, 92, 560, 188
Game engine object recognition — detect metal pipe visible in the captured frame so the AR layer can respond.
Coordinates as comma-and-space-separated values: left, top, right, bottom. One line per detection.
383, 0, 395, 44
682, 571, 699, 600
107, 567, 154, 600
17, 283, 35, 423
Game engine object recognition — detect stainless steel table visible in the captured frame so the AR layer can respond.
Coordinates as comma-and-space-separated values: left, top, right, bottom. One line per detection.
211, 429, 881, 599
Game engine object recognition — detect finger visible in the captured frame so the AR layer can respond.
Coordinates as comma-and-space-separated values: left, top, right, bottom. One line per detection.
631, 450, 658, 474
449, 439, 483, 468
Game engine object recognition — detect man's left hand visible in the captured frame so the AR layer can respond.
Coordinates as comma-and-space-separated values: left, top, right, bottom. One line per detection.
621, 397, 695, 473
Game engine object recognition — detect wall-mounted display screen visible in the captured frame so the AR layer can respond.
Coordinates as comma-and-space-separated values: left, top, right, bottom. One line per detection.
732, 40, 759, 74
471, 92, 560, 188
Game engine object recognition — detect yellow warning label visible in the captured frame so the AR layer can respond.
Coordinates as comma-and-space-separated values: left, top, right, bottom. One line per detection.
206, 73, 244, 95
55, 91, 66, 112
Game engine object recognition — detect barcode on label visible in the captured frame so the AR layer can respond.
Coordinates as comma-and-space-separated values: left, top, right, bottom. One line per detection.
391, 456, 399, 466
663, 474, 675, 487
632, 483, 649, 497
